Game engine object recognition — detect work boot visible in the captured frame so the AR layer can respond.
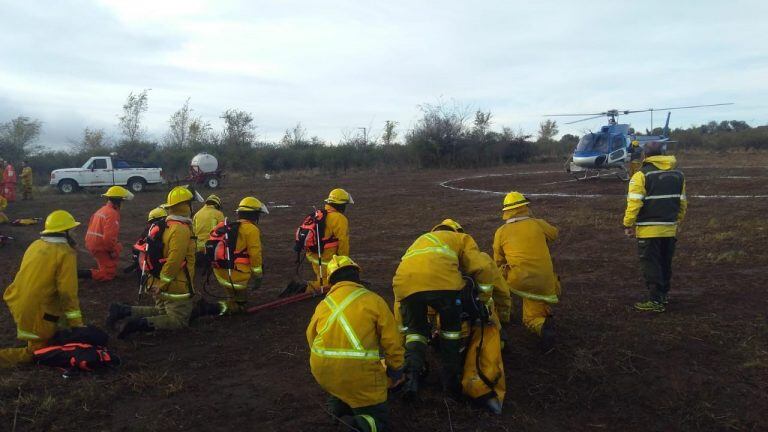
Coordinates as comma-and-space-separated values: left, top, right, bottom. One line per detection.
106, 303, 132, 330
660, 293, 669, 305
483, 397, 503, 415
279, 280, 307, 298
634, 300, 665, 313
540, 318, 556, 354
402, 372, 420, 401
117, 318, 154, 340
77, 269, 92, 279
190, 298, 223, 320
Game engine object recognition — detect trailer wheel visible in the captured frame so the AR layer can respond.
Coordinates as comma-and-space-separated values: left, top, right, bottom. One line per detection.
206, 177, 220, 189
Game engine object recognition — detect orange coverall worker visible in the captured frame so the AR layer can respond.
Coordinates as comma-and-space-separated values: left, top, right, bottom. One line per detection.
85, 202, 122, 281
2, 162, 17, 202
306, 205, 349, 292
0, 235, 84, 367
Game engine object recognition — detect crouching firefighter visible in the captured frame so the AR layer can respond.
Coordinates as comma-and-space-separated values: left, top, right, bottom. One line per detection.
106, 186, 200, 338
494, 191, 561, 352
196, 197, 268, 316
1, 210, 85, 368
392, 219, 496, 400
284, 188, 353, 296
307, 255, 404, 432
192, 194, 224, 267
125, 206, 168, 280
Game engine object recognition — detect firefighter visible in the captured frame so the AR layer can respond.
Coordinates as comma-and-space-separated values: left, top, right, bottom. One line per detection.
106, 186, 198, 338
392, 219, 496, 399
192, 194, 224, 266
0, 210, 84, 368
0, 193, 7, 225
206, 196, 268, 315
623, 141, 687, 312
307, 255, 404, 432
305, 188, 352, 293
20, 161, 33, 200
493, 191, 560, 351
629, 139, 643, 177
1, 159, 17, 202
83, 186, 134, 281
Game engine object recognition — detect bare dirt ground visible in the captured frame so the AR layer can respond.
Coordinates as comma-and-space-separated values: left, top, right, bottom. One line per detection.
1, 153, 766, 431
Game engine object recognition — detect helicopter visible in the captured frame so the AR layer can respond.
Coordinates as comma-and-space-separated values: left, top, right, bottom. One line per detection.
547, 103, 733, 180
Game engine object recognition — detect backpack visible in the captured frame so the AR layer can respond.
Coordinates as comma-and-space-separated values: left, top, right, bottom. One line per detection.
132, 219, 168, 278
205, 219, 249, 269
33, 343, 120, 372
294, 209, 338, 254
50, 325, 109, 347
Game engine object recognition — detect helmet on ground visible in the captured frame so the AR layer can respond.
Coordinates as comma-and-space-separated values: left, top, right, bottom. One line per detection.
102, 186, 134, 201
205, 194, 222, 207
326, 255, 361, 280
147, 206, 168, 222
163, 186, 195, 208
41, 210, 80, 234
325, 188, 354, 205
502, 191, 529, 211
431, 219, 464, 233
236, 197, 269, 214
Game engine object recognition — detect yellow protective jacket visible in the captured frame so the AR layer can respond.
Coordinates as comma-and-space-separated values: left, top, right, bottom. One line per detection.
392, 230, 496, 302
213, 219, 263, 290
0, 195, 7, 224
3, 236, 83, 342
306, 205, 349, 265
193, 204, 224, 252
20, 167, 33, 186
307, 281, 404, 408
150, 215, 196, 300
623, 155, 688, 238
493, 207, 560, 304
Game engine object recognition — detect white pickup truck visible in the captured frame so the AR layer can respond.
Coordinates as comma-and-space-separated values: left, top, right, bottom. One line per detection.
50, 156, 164, 194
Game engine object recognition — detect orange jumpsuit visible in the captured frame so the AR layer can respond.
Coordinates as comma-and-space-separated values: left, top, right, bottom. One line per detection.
2, 163, 17, 202
85, 202, 122, 281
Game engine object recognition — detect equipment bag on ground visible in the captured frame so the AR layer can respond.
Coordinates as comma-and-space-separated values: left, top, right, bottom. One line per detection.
33, 343, 120, 372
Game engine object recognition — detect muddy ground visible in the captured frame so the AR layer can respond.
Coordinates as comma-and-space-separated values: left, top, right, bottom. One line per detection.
1, 153, 766, 431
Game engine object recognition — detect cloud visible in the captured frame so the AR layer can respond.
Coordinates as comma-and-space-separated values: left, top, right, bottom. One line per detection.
0, 0, 766, 149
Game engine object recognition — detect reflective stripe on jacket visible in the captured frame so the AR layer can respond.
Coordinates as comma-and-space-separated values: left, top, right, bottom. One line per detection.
306, 205, 350, 264
150, 215, 196, 300
193, 205, 224, 251
623, 155, 688, 238
213, 219, 263, 290
85, 203, 121, 253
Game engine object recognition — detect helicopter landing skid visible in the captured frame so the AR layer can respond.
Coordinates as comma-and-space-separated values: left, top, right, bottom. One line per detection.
567, 162, 629, 181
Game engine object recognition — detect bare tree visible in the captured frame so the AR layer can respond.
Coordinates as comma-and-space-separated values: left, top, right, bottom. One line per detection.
118, 89, 150, 143
382, 120, 398, 145
537, 119, 559, 141
0, 116, 43, 161
166, 98, 193, 148
220, 109, 256, 147
189, 118, 215, 146
473, 110, 492, 136
281, 122, 308, 146
71, 127, 109, 153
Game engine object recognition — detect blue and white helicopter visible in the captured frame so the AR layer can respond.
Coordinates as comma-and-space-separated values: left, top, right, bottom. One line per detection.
548, 103, 732, 180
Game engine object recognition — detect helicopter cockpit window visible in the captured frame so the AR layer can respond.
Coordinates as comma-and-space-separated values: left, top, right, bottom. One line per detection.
577, 134, 610, 153
576, 134, 595, 152
612, 135, 625, 151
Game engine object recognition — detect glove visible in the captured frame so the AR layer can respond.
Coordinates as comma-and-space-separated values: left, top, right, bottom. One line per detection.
249, 277, 263, 291
386, 367, 405, 389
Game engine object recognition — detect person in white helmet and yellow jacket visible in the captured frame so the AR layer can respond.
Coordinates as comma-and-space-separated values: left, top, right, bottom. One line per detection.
493, 191, 560, 351
1, 210, 85, 367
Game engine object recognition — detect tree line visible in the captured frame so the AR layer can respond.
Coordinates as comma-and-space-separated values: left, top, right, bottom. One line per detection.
1, 90, 766, 182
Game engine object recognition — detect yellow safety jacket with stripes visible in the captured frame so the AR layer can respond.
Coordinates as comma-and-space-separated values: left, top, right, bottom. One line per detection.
150, 214, 196, 300
306, 205, 349, 266
3, 236, 84, 342
392, 230, 496, 302
624, 155, 688, 238
493, 206, 561, 304
307, 281, 404, 408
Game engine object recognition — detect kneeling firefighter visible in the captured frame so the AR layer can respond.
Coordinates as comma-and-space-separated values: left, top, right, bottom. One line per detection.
1, 210, 85, 368
192, 194, 224, 267
83, 186, 134, 281
493, 191, 561, 351
307, 255, 404, 432
197, 196, 268, 316
106, 186, 201, 338
392, 219, 496, 400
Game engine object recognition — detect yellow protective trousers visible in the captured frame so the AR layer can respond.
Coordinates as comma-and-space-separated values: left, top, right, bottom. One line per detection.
219, 286, 248, 315
131, 297, 194, 330
0, 340, 46, 368
522, 298, 551, 336
462, 321, 506, 402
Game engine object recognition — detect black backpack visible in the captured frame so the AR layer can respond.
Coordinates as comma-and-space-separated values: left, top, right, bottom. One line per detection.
33, 343, 120, 372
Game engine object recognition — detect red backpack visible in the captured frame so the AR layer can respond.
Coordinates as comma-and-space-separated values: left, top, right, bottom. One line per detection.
294, 209, 339, 254
132, 220, 168, 278
205, 219, 250, 269
33, 343, 120, 372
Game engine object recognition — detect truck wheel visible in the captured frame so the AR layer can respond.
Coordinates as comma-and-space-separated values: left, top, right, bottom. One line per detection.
127, 178, 146, 193
58, 180, 78, 194
206, 177, 220, 189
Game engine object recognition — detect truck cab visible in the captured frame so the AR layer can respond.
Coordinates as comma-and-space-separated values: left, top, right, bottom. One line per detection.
50, 156, 164, 194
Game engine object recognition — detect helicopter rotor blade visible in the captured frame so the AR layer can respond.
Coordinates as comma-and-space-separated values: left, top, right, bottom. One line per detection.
620, 103, 733, 115
544, 112, 606, 117
564, 115, 607, 125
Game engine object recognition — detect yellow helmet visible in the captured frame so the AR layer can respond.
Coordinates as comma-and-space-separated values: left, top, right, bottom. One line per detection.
325, 188, 354, 205
163, 186, 194, 208
205, 194, 222, 207
631, 140, 640, 147
502, 191, 529, 211
326, 255, 361, 280
236, 197, 269, 214
41, 210, 81, 234
431, 218, 464, 233
102, 186, 134, 201
147, 206, 168, 222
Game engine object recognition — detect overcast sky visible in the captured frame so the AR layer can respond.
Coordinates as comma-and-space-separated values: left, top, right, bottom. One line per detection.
1, 0, 766, 149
